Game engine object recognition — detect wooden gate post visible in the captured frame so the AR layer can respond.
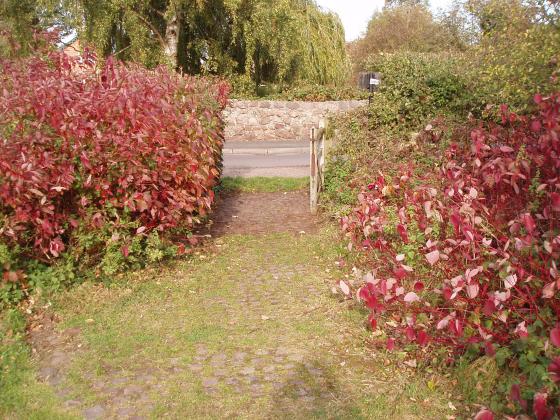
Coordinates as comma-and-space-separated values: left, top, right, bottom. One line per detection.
310, 119, 327, 214
310, 126, 318, 214
318, 119, 326, 187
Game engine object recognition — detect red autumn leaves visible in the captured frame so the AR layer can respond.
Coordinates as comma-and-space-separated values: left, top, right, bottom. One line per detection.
341, 93, 560, 416
0, 44, 229, 270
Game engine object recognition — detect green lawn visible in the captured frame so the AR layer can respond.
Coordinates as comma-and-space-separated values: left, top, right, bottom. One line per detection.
219, 176, 309, 193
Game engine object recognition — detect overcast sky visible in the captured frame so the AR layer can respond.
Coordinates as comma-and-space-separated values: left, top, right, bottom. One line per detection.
315, 0, 454, 41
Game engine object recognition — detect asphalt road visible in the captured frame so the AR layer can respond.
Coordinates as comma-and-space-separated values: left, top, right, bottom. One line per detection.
222, 141, 310, 178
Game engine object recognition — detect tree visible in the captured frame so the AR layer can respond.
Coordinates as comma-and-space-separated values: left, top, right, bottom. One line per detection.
0, 0, 72, 56
56, 0, 348, 86
384, 0, 427, 8
349, 3, 464, 74
464, 0, 560, 109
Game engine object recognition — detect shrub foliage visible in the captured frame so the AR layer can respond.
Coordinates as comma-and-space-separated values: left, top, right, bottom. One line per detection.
0, 43, 228, 302
364, 51, 466, 127
340, 94, 560, 417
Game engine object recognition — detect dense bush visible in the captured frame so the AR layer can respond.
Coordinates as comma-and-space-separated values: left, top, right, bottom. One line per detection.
266, 83, 368, 102
0, 43, 229, 305
364, 52, 467, 127
339, 94, 560, 417
229, 74, 259, 99
320, 51, 465, 215
230, 80, 367, 101
464, 0, 560, 112
353, 1, 560, 116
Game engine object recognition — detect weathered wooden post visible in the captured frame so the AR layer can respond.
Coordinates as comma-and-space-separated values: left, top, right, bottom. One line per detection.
318, 119, 326, 187
310, 119, 327, 214
310, 126, 318, 214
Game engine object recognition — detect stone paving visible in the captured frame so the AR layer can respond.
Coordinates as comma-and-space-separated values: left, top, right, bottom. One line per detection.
28, 190, 348, 419
27, 189, 456, 419
204, 190, 318, 236
29, 250, 343, 418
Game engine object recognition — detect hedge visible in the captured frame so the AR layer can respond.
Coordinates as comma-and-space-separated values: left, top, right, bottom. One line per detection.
0, 42, 229, 303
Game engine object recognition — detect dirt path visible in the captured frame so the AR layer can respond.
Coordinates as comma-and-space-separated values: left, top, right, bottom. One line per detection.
28, 190, 456, 419
202, 190, 318, 236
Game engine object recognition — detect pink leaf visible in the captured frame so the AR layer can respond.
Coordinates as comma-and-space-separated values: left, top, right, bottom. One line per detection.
401, 264, 414, 272
515, 321, 528, 339
425, 250, 440, 266
92, 212, 104, 228
521, 213, 536, 233
509, 384, 527, 410
483, 298, 496, 316
551, 192, 560, 211
478, 327, 492, 340
136, 226, 147, 234
403, 292, 420, 303
339, 280, 350, 296
49, 237, 65, 258
504, 274, 517, 289
484, 341, 495, 357
533, 393, 553, 420
368, 313, 377, 330
437, 315, 452, 330
121, 245, 129, 258
416, 330, 429, 346
451, 319, 463, 337
405, 326, 416, 341
550, 326, 560, 347
542, 281, 556, 299
386, 338, 395, 351
534, 93, 543, 103
394, 266, 407, 280
396, 224, 409, 243
466, 283, 479, 299
426, 239, 437, 248
530, 119, 542, 132
474, 409, 494, 420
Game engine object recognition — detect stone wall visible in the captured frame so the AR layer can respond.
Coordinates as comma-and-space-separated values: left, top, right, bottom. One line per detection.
224, 100, 367, 142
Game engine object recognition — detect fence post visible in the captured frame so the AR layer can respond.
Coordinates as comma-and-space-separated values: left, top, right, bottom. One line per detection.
318, 119, 326, 187
310, 126, 318, 214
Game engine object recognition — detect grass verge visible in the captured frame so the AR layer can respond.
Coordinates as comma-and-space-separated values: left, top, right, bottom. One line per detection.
0, 308, 75, 419
219, 176, 309, 193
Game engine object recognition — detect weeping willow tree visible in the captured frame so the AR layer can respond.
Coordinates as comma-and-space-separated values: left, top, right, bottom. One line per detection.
58, 0, 349, 86
237, 0, 349, 85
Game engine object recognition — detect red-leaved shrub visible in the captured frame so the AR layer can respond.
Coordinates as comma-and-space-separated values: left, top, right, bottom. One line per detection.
0, 43, 228, 264
340, 94, 560, 416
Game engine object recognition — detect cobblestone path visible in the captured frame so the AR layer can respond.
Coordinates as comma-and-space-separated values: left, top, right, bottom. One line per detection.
29, 191, 454, 419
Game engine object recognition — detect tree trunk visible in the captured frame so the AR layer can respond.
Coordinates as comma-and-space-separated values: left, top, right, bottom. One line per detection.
164, 5, 180, 69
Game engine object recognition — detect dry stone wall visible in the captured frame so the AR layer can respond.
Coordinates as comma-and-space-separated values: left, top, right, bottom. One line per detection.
224, 100, 367, 142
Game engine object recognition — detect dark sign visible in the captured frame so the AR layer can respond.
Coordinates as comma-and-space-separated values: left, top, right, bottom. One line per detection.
358, 72, 381, 92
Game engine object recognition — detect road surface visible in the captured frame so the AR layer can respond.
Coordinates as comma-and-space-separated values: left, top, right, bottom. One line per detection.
222, 141, 309, 178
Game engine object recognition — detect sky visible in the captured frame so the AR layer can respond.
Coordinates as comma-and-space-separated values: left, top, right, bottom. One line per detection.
315, 0, 454, 41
